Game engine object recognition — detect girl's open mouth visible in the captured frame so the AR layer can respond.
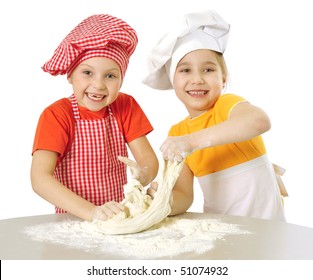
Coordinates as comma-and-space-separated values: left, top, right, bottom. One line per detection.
187, 90, 208, 97
87, 93, 105, 102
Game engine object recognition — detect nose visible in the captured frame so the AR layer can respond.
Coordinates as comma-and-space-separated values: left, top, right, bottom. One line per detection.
91, 75, 106, 90
190, 72, 205, 84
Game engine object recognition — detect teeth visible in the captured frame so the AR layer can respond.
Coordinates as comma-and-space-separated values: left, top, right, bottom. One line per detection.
188, 91, 206, 95
87, 93, 104, 100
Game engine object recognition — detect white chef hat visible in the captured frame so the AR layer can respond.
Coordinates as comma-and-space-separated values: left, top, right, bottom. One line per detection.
143, 10, 230, 90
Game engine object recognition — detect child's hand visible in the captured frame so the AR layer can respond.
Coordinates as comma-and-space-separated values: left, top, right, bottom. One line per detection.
118, 156, 150, 185
147, 182, 174, 206
160, 135, 194, 162
147, 182, 158, 198
92, 201, 126, 221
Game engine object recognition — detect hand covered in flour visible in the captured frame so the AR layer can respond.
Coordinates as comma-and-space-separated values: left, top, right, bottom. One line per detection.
160, 135, 194, 162
147, 182, 158, 198
92, 201, 126, 221
118, 156, 151, 186
147, 182, 174, 206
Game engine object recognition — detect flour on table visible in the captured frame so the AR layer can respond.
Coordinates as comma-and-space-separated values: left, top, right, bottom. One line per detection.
23, 160, 250, 258
90, 159, 185, 234
24, 214, 250, 259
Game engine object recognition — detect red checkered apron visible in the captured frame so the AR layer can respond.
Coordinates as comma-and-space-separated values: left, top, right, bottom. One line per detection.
54, 94, 128, 213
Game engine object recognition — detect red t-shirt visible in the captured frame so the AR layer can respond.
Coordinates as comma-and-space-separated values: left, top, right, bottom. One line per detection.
32, 93, 153, 161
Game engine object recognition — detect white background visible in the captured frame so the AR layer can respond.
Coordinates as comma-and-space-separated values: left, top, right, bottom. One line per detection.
1, 0, 312, 229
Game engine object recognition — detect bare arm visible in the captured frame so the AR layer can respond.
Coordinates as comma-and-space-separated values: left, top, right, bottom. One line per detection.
127, 136, 159, 186
161, 102, 271, 161
30, 150, 97, 221
147, 162, 194, 215
169, 163, 194, 215
191, 102, 271, 149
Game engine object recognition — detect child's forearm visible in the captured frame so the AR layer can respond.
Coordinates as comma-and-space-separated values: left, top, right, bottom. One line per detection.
139, 159, 159, 187
31, 173, 96, 221
191, 107, 271, 150
161, 103, 271, 162
127, 136, 159, 186
167, 163, 194, 216
118, 155, 159, 187
169, 189, 194, 216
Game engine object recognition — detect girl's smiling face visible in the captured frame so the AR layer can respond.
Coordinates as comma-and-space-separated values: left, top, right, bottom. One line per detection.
67, 57, 123, 111
173, 49, 226, 118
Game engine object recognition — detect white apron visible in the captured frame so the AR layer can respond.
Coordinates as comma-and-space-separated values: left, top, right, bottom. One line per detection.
198, 154, 286, 221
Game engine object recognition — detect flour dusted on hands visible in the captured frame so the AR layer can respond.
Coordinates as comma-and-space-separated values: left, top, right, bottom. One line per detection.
90, 159, 184, 234
110, 179, 153, 221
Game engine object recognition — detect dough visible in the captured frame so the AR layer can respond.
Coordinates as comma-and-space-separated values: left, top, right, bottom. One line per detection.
112, 178, 153, 220
90, 159, 184, 234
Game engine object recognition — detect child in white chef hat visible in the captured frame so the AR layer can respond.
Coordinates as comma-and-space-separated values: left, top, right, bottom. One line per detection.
144, 10, 287, 221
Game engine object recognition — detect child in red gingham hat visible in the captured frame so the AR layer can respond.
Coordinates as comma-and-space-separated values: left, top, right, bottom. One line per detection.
31, 14, 158, 222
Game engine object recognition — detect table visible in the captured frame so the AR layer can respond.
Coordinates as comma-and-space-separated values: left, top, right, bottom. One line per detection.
1, 212, 313, 259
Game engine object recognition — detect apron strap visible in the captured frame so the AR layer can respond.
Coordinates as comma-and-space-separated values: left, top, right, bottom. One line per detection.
69, 94, 80, 120
273, 163, 288, 197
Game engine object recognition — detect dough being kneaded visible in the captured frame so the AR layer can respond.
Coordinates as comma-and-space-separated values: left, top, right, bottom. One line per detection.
90, 159, 184, 234
111, 179, 153, 221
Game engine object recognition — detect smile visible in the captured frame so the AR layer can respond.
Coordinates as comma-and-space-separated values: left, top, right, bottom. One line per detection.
187, 90, 208, 97
87, 93, 105, 101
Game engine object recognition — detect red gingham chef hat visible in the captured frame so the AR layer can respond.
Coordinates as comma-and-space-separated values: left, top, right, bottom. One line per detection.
42, 14, 138, 78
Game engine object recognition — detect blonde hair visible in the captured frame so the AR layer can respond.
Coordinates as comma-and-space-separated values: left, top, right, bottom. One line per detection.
213, 51, 229, 84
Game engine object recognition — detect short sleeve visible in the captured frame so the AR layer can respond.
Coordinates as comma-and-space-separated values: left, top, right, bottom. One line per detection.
167, 94, 246, 137
214, 94, 246, 121
111, 93, 154, 143
32, 99, 74, 157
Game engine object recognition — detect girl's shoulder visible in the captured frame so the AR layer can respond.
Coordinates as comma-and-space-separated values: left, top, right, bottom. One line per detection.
45, 97, 72, 114
41, 97, 74, 124
111, 92, 143, 115
217, 93, 246, 104
113, 92, 137, 107
214, 94, 247, 116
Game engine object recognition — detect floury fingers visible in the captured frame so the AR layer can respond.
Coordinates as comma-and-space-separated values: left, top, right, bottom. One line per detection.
90, 159, 185, 235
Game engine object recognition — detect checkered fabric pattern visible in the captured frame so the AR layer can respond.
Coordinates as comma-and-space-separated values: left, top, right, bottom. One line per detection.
54, 94, 128, 212
42, 14, 138, 77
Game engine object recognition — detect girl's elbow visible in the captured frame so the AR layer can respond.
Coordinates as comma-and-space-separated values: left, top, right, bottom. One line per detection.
262, 116, 271, 133
30, 169, 46, 195
152, 157, 159, 180
255, 114, 271, 134
30, 175, 40, 194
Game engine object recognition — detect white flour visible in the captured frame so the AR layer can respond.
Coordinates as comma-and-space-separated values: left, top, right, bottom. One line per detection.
24, 215, 250, 259
94, 160, 185, 235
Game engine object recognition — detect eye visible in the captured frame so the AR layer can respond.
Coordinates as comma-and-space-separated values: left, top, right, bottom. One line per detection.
106, 73, 117, 79
204, 68, 214, 73
83, 70, 92, 76
178, 68, 190, 73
